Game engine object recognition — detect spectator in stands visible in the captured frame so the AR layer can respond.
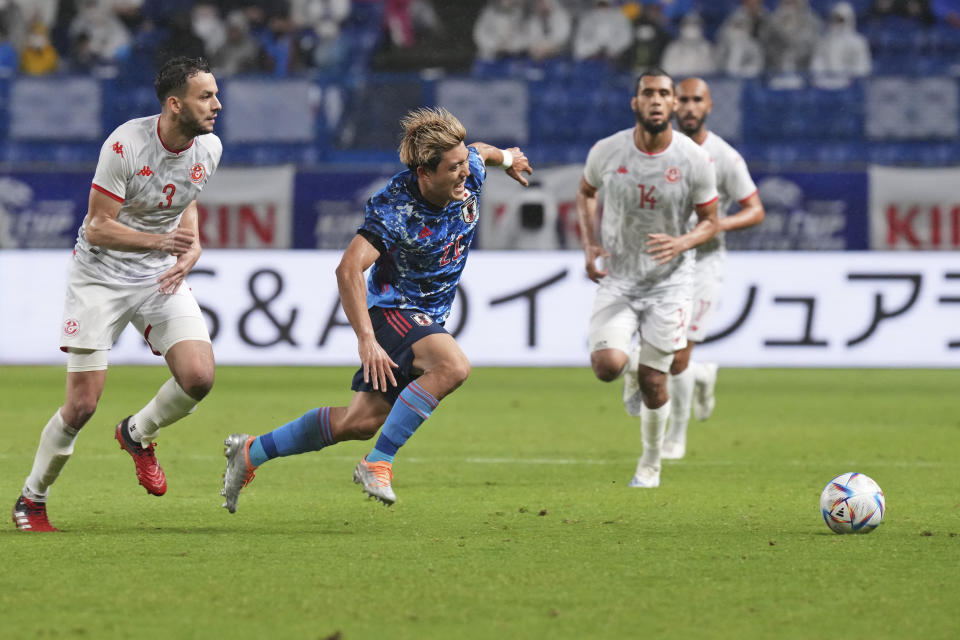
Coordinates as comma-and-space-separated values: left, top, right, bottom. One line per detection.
572, 0, 634, 67
192, 4, 227, 58
20, 21, 59, 75
718, 0, 770, 42
474, 0, 527, 61
0, 0, 27, 52
18, 0, 59, 30
869, 0, 935, 23
762, 0, 823, 73
525, 0, 573, 61
811, 2, 872, 79
715, 7, 765, 77
628, 1, 670, 69
0, 24, 16, 77
154, 10, 206, 68
290, 0, 350, 69
661, 12, 716, 76
69, 0, 132, 66
929, 0, 960, 26
68, 31, 107, 73
212, 9, 271, 75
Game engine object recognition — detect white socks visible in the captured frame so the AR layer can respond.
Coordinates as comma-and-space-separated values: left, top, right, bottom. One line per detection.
666, 368, 695, 446
690, 361, 711, 385
128, 378, 198, 445
639, 401, 670, 469
23, 410, 79, 502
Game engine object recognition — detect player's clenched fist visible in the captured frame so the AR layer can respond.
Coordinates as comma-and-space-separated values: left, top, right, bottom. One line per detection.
161, 228, 195, 255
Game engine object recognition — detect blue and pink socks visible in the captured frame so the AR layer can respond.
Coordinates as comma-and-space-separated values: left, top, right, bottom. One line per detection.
366, 381, 438, 463
249, 407, 334, 467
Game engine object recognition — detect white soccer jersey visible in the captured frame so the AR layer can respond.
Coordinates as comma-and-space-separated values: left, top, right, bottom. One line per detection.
584, 128, 718, 292
75, 115, 222, 283
694, 131, 757, 258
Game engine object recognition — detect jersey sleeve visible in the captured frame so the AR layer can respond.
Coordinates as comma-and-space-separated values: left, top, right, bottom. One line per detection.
91, 129, 135, 202
358, 192, 398, 252
691, 149, 719, 207
723, 148, 758, 204
205, 134, 224, 176
466, 145, 486, 190
583, 139, 606, 189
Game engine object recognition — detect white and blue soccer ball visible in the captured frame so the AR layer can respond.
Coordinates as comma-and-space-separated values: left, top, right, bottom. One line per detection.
819, 472, 885, 534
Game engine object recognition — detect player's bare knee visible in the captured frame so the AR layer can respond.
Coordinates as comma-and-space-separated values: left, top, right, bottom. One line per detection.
177, 369, 215, 401
590, 357, 622, 382
63, 397, 98, 428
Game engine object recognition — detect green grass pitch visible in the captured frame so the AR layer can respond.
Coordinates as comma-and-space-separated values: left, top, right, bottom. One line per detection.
2, 366, 959, 639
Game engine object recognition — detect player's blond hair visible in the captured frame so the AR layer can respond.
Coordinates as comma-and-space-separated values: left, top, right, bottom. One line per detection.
398, 107, 467, 172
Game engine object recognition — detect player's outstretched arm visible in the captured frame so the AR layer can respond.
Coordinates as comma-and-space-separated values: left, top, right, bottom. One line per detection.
720, 192, 765, 233
576, 177, 609, 282
647, 199, 719, 265
157, 200, 202, 294
84, 188, 195, 254
336, 235, 398, 391
469, 142, 533, 186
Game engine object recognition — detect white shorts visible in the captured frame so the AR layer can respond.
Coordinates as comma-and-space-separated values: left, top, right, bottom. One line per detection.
589, 280, 692, 367
59, 261, 210, 359
688, 251, 725, 343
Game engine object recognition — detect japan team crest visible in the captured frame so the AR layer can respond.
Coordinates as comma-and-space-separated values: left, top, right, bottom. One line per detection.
189, 163, 207, 185
664, 167, 681, 184
460, 197, 478, 223
410, 312, 433, 327
63, 318, 80, 337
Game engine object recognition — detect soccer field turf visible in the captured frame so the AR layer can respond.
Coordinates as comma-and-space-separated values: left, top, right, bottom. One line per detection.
2, 366, 959, 639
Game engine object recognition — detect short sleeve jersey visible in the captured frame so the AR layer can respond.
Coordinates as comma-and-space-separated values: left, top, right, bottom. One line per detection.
75, 114, 223, 283
583, 128, 718, 292
359, 145, 486, 324
694, 131, 758, 258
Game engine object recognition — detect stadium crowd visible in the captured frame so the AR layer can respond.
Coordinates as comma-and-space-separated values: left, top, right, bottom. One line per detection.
1, 0, 959, 80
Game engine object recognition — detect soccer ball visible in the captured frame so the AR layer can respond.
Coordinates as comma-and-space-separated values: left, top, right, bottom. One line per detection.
819, 472, 885, 534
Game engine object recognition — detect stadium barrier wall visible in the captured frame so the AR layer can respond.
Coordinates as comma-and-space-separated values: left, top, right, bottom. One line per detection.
7, 164, 960, 251
1, 250, 957, 368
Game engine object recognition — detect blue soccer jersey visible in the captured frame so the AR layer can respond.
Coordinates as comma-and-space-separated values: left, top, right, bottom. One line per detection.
359, 146, 486, 323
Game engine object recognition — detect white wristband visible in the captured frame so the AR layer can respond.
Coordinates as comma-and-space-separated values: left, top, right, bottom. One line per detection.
499, 149, 513, 169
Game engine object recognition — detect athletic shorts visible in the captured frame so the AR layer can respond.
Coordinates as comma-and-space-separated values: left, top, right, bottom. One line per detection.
59, 260, 210, 356
588, 280, 692, 356
687, 251, 725, 343
351, 307, 447, 405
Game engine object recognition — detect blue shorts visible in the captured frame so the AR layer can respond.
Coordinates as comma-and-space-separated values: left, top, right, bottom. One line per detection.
350, 307, 447, 404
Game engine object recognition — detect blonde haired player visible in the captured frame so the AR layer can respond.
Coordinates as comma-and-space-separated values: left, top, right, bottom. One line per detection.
12, 57, 222, 532
662, 76, 765, 460
577, 69, 719, 488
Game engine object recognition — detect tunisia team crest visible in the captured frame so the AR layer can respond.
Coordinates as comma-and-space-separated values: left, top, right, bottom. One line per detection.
460, 197, 478, 223
189, 163, 207, 184
664, 167, 681, 183
63, 318, 80, 336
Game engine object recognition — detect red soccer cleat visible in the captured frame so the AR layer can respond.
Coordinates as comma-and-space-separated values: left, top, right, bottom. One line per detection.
12, 495, 58, 532
115, 417, 167, 496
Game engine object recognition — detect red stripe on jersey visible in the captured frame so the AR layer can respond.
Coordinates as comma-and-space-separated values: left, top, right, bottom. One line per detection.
91, 183, 124, 203
738, 190, 758, 205
696, 195, 719, 208
384, 310, 408, 336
